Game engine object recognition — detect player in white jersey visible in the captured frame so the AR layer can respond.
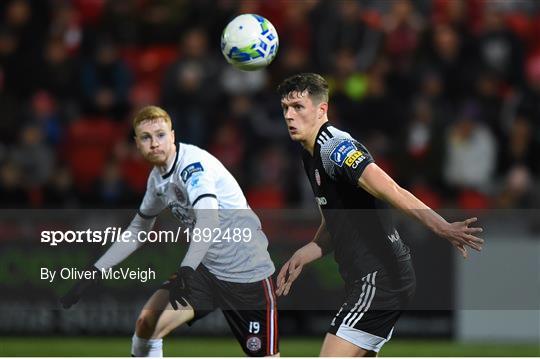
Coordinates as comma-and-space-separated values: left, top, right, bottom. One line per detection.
60, 106, 279, 357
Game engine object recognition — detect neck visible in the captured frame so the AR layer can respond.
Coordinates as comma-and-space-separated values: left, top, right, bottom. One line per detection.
157, 143, 177, 174
301, 120, 328, 155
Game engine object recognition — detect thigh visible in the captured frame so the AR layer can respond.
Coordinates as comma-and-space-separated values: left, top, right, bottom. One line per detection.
328, 271, 406, 354
219, 277, 279, 357
160, 266, 217, 326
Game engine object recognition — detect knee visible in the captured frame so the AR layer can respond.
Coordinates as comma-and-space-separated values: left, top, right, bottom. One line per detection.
135, 313, 156, 339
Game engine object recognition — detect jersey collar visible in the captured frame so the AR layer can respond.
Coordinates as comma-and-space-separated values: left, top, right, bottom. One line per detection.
162, 142, 180, 179
314, 121, 331, 152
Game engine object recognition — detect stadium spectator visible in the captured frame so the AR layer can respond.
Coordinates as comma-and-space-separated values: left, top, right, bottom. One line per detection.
43, 164, 80, 208
81, 38, 133, 120
476, 3, 525, 87
11, 124, 55, 189
0, 160, 28, 208
443, 102, 497, 192
161, 28, 220, 146
39, 37, 79, 103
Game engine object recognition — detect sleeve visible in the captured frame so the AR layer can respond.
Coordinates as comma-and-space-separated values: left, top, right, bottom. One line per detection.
322, 137, 374, 186
94, 179, 164, 270
179, 161, 218, 207
93, 214, 155, 270
180, 195, 219, 269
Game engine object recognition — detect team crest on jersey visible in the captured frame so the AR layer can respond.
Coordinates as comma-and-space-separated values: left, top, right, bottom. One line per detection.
168, 202, 195, 229
181, 162, 204, 183
246, 336, 262, 353
156, 184, 168, 197
330, 140, 357, 167
174, 186, 187, 204
315, 169, 321, 186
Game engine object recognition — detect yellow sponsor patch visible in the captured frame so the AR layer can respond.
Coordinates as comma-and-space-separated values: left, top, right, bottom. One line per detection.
344, 150, 363, 167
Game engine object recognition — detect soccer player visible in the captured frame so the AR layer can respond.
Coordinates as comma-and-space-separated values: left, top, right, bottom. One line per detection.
60, 106, 279, 357
275, 73, 484, 357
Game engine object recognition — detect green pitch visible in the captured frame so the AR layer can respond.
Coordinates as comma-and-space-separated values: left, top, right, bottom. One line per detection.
0, 337, 538, 356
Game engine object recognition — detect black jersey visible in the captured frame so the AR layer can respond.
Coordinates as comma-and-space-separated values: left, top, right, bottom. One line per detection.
302, 123, 412, 285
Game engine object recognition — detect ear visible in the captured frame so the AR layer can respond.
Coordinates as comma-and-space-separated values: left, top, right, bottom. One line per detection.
171, 129, 175, 142
318, 102, 328, 119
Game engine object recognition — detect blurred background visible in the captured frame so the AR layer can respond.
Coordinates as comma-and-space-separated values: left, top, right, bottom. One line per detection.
0, 0, 539, 356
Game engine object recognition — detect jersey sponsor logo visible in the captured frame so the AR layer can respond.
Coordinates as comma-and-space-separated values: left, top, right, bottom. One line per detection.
344, 150, 365, 169
315, 169, 321, 186
316, 196, 327, 206
330, 140, 357, 167
181, 162, 204, 183
246, 336, 262, 353
189, 173, 202, 188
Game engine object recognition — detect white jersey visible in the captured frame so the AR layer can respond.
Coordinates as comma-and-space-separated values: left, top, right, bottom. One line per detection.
138, 142, 275, 283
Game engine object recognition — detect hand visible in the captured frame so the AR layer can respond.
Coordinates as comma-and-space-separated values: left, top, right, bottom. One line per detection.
276, 252, 305, 297
59, 266, 99, 309
439, 217, 484, 258
168, 266, 195, 310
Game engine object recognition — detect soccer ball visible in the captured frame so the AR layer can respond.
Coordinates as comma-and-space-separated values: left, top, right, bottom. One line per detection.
221, 14, 279, 71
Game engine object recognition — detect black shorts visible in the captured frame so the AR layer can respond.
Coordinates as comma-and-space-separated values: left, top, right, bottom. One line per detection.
328, 262, 416, 353
161, 265, 279, 356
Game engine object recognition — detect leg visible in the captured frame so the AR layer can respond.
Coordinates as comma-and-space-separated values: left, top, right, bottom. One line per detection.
320, 333, 377, 357
136, 289, 195, 339
325, 272, 406, 357
220, 277, 280, 356
132, 289, 195, 357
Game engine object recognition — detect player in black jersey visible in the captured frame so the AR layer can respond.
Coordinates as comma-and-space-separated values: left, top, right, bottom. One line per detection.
275, 73, 484, 356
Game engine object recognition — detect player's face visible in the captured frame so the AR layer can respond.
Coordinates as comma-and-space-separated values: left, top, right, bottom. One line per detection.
281, 91, 326, 143
134, 118, 175, 166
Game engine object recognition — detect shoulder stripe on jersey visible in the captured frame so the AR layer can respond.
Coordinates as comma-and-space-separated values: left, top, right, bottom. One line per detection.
162, 143, 180, 179
137, 210, 158, 219
316, 124, 334, 146
321, 131, 330, 141
191, 193, 217, 207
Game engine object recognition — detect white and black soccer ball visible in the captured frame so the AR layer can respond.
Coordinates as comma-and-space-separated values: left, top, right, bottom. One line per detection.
221, 14, 279, 71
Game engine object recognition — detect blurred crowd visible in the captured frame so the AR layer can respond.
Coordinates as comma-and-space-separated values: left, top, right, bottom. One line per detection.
0, 0, 539, 210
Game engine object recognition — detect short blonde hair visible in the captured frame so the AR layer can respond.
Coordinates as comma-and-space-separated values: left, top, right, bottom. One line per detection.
133, 105, 172, 131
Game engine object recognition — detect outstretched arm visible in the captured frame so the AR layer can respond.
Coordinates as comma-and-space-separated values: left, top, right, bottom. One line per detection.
94, 214, 156, 269
60, 214, 155, 309
358, 163, 484, 258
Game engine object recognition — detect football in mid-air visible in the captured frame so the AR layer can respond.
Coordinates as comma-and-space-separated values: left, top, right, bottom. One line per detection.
221, 14, 279, 71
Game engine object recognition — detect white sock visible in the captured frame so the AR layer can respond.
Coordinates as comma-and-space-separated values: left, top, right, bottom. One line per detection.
131, 334, 163, 357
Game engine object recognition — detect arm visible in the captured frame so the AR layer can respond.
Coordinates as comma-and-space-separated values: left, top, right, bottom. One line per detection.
94, 214, 155, 269
180, 196, 219, 269
358, 163, 484, 258
276, 211, 332, 296
60, 214, 155, 309
168, 195, 219, 310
